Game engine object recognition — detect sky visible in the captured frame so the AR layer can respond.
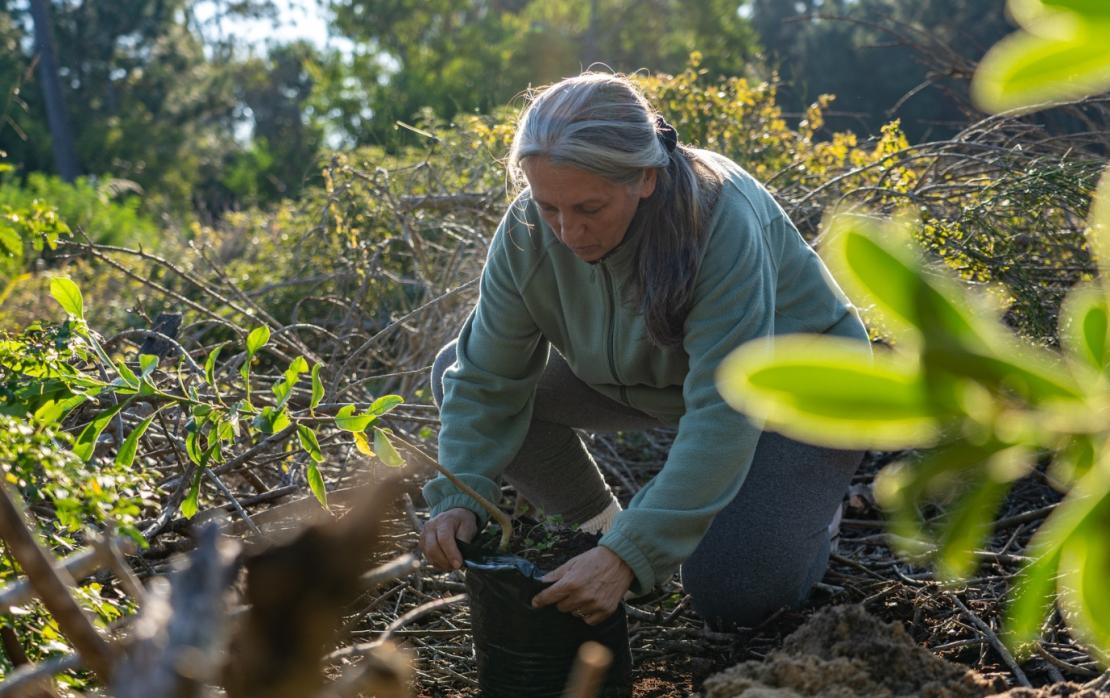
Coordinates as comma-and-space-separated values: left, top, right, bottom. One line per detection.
192, 0, 337, 52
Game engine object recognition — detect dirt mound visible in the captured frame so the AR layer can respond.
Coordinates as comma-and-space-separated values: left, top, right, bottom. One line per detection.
702, 605, 1100, 698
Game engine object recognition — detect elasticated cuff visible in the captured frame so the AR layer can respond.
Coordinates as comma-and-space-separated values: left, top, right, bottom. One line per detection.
599, 522, 656, 595
422, 473, 501, 526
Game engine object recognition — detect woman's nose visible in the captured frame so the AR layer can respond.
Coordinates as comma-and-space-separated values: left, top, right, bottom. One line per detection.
558, 212, 584, 240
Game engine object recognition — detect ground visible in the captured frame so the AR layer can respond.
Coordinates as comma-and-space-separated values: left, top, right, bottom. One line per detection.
204, 429, 1108, 696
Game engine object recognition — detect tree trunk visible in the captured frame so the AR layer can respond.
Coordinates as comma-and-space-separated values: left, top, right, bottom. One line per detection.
582, 0, 600, 67
29, 0, 80, 182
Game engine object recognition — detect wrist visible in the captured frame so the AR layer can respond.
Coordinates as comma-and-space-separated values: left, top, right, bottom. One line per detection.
600, 546, 634, 583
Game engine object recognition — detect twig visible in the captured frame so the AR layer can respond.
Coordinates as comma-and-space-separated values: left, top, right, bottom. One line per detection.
160, 424, 297, 489
326, 594, 467, 661
0, 536, 138, 614
992, 503, 1058, 530
387, 431, 512, 552
1037, 642, 1101, 679
1034, 644, 1068, 683
316, 641, 411, 698
948, 593, 1031, 688
102, 330, 204, 373
361, 553, 421, 588
90, 530, 145, 604
0, 484, 115, 683
0, 654, 81, 698
330, 278, 478, 397
400, 493, 422, 535
204, 469, 265, 538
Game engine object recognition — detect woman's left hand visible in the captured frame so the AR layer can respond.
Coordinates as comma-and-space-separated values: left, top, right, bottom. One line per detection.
531, 546, 635, 625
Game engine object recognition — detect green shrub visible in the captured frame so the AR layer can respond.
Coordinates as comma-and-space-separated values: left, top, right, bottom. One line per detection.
0, 173, 158, 251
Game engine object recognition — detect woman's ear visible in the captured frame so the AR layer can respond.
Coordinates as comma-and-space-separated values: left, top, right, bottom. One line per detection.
638, 168, 658, 200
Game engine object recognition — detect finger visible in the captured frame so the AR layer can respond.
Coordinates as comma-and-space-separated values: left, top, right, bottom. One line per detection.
434, 524, 465, 570
532, 579, 572, 608
427, 523, 459, 571
539, 561, 569, 584
456, 511, 478, 542
420, 525, 445, 569
582, 608, 611, 626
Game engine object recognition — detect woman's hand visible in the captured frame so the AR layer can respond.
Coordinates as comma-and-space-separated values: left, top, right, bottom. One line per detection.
420, 508, 478, 571
531, 546, 635, 625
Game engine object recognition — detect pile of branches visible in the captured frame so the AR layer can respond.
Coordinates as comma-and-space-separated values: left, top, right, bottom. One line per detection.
778, 95, 1110, 338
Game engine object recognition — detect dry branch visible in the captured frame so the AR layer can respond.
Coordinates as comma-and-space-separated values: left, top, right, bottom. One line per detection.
0, 484, 115, 683
111, 522, 240, 698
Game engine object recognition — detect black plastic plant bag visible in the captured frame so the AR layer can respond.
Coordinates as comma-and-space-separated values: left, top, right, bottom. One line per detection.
459, 539, 632, 697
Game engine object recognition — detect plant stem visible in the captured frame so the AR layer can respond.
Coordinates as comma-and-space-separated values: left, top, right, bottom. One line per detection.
386, 432, 512, 552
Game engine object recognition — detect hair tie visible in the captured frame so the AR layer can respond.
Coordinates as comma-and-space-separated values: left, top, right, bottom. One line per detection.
654, 115, 678, 153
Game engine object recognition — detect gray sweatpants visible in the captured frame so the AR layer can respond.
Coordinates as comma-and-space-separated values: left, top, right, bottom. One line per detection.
431, 341, 863, 628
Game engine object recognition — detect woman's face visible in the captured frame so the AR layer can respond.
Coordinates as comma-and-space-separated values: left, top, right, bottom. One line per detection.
522, 156, 656, 263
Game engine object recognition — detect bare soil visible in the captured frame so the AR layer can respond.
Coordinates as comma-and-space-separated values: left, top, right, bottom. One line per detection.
702, 605, 1104, 698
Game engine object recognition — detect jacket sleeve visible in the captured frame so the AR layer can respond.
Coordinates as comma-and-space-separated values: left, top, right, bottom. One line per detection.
421, 207, 549, 525
598, 206, 786, 594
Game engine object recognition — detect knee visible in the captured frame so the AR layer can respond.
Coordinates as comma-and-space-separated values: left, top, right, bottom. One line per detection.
680, 537, 831, 630
429, 340, 458, 408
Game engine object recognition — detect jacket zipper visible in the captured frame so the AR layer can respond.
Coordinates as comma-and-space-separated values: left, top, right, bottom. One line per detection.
600, 264, 630, 404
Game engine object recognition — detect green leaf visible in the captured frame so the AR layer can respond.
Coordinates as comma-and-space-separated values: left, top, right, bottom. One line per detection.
1005, 547, 1063, 656
33, 394, 87, 426
50, 277, 85, 321
334, 404, 375, 432
1009, 0, 1110, 36
139, 353, 158, 378
972, 30, 1110, 114
72, 401, 127, 461
717, 335, 946, 449
306, 461, 329, 511
271, 408, 290, 433
1061, 284, 1110, 373
1049, 435, 1098, 486
922, 339, 1084, 405
116, 410, 159, 467
0, 226, 22, 257
936, 472, 1014, 581
310, 364, 324, 411
245, 325, 270, 357
1089, 170, 1110, 294
373, 427, 405, 467
875, 438, 1010, 560
216, 417, 235, 442
369, 394, 404, 416
824, 215, 994, 348
271, 378, 292, 408
284, 356, 308, 384
181, 467, 204, 519
297, 424, 324, 463
1057, 495, 1110, 664
185, 430, 204, 466
252, 406, 291, 434
115, 360, 139, 388
204, 345, 221, 386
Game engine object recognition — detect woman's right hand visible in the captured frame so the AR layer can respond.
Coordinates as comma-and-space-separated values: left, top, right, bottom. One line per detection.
419, 507, 479, 571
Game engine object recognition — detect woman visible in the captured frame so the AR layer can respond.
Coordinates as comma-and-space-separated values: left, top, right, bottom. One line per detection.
418, 72, 869, 629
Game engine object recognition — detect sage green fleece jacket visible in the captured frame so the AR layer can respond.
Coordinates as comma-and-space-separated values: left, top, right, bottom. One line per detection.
423, 151, 868, 594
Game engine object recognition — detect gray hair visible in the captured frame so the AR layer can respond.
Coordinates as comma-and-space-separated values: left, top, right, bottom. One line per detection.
508, 72, 721, 348
508, 73, 669, 187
